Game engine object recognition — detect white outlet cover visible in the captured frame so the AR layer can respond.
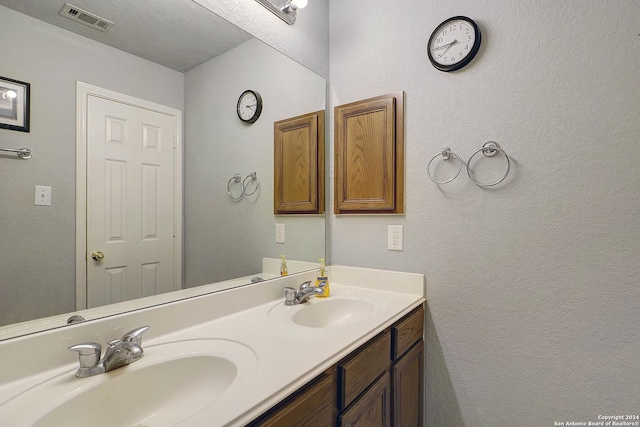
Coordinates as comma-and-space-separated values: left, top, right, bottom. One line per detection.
276, 223, 285, 244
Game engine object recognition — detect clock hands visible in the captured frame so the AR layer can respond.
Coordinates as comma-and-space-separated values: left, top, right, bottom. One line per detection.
435, 39, 458, 57
434, 40, 457, 50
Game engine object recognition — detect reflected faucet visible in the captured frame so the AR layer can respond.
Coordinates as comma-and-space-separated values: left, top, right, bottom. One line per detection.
284, 281, 324, 305
68, 326, 150, 378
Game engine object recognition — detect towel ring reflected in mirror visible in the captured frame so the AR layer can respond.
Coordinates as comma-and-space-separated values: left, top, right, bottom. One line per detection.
243, 172, 260, 196
227, 173, 244, 201
427, 147, 462, 184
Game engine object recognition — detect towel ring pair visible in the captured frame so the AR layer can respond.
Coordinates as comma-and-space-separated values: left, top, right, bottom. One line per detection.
427, 142, 510, 187
227, 172, 260, 201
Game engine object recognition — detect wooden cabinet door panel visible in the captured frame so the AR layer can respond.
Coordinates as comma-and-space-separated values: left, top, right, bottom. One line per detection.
339, 372, 391, 427
392, 340, 424, 427
274, 110, 325, 214
334, 92, 404, 214
340, 98, 395, 210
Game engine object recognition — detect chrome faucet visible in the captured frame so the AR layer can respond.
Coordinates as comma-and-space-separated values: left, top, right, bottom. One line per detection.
68, 326, 150, 378
284, 281, 324, 305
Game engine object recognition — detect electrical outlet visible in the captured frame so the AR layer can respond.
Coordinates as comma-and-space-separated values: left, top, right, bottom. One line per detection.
388, 225, 403, 251
275, 223, 285, 244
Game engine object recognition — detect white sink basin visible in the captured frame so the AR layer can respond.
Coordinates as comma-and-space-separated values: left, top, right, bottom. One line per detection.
269, 292, 383, 328
0, 339, 257, 427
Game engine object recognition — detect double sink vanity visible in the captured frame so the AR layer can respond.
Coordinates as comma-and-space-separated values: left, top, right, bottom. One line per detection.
0, 266, 425, 426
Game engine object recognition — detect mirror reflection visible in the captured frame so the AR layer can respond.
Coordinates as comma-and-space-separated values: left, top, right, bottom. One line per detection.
0, 0, 326, 339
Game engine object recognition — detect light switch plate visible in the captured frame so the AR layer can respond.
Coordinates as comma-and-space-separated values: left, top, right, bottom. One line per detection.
34, 185, 52, 206
276, 223, 285, 244
388, 225, 403, 251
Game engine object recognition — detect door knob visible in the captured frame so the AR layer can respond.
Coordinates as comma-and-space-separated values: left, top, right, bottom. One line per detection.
91, 251, 105, 261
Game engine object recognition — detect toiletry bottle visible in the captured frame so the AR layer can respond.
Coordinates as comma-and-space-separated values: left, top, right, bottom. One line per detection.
280, 255, 288, 276
315, 258, 330, 297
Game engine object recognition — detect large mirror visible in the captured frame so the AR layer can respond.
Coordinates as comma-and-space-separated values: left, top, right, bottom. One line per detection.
0, 0, 326, 340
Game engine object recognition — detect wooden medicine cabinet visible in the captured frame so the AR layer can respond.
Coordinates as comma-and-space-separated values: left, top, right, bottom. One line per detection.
274, 110, 325, 214
334, 92, 404, 214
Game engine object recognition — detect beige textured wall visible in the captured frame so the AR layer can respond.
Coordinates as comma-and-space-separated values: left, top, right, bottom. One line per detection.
329, 1, 640, 425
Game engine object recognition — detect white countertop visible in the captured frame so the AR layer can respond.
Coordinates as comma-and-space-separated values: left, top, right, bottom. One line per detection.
0, 266, 425, 426
0, 255, 321, 341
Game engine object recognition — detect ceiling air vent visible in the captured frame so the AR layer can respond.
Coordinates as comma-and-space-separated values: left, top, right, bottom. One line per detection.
59, 3, 114, 33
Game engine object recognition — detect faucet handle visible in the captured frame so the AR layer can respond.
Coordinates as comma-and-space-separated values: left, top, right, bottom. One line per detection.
68, 342, 102, 368
122, 326, 150, 346
298, 281, 312, 291
284, 287, 297, 305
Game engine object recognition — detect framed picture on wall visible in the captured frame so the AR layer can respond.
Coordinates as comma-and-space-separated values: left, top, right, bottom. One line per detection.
0, 76, 30, 132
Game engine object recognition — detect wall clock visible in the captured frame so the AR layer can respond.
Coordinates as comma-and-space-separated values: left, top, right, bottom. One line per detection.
236, 89, 263, 123
427, 16, 481, 72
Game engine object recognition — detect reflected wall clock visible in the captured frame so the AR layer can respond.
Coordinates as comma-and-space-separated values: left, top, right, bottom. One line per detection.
236, 89, 263, 123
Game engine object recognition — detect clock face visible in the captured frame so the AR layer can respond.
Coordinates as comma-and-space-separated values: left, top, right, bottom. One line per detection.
428, 16, 481, 72
237, 90, 262, 123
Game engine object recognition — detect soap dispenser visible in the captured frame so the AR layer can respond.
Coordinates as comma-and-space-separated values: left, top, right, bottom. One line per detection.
315, 258, 330, 297
280, 255, 288, 276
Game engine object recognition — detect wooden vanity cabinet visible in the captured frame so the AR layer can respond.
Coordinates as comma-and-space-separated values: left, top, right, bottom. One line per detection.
339, 372, 391, 427
247, 370, 336, 427
392, 341, 424, 426
338, 331, 391, 410
338, 331, 391, 426
390, 306, 424, 427
249, 305, 424, 427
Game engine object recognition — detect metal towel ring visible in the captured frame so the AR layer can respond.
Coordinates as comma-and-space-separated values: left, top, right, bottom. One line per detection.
466, 142, 510, 187
227, 173, 244, 201
427, 147, 462, 184
242, 172, 260, 196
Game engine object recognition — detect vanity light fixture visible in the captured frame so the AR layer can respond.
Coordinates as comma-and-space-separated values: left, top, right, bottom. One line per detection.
283, 0, 308, 13
255, 0, 308, 25
1, 89, 17, 100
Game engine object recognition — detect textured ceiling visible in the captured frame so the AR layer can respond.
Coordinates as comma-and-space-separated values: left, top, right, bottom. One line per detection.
0, 0, 253, 72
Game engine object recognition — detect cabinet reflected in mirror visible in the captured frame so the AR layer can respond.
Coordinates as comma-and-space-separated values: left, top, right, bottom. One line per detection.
274, 111, 325, 214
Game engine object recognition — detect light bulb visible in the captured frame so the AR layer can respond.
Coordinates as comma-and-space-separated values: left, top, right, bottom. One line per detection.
283, 0, 308, 13
2, 90, 17, 100
291, 0, 308, 9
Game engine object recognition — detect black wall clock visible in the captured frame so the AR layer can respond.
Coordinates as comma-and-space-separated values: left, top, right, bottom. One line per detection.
427, 16, 481, 72
236, 90, 263, 123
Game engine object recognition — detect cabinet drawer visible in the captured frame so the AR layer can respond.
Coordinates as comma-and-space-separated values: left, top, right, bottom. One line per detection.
391, 306, 424, 360
249, 372, 334, 426
338, 330, 391, 410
